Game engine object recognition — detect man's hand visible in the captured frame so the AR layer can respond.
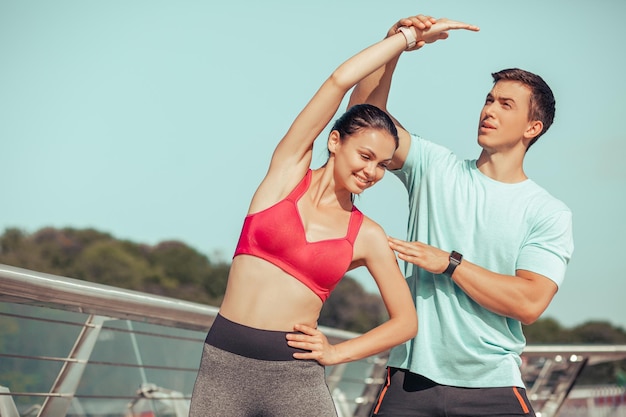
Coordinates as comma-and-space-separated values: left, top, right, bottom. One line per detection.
388, 15, 480, 51
388, 236, 450, 274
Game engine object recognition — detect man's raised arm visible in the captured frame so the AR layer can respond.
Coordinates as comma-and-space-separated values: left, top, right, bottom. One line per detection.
349, 15, 479, 169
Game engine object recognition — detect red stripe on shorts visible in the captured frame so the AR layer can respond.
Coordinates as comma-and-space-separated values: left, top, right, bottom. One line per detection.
512, 386, 530, 414
373, 368, 392, 415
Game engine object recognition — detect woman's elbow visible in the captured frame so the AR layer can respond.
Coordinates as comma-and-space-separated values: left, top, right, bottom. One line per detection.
400, 315, 418, 342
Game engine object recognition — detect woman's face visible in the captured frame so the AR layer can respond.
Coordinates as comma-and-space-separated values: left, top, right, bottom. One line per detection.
331, 128, 397, 194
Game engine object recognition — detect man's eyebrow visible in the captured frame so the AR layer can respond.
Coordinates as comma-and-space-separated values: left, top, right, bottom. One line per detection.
487, 92, 516, 104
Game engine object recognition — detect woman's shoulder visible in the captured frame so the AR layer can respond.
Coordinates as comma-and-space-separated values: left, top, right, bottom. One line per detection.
351, 213, 397, 270
355, 213, 389, 247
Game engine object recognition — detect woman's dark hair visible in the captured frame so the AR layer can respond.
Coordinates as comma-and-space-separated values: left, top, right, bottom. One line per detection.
331, 103, 399, 148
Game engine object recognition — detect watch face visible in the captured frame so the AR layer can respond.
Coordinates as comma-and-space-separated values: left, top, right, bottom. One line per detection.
451, 251, 462, 263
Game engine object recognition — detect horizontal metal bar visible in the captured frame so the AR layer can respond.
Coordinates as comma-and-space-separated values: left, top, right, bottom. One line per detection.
523, 344, 626, 365
0, 264, 216, 331
0, 263, 361, 341
0, 311, 205, 343
524, 345, 626, 355
0, 353, 198, 372
0, 392, 191, 400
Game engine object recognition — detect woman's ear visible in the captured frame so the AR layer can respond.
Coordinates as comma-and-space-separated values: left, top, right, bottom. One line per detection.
327, 130, 341, 154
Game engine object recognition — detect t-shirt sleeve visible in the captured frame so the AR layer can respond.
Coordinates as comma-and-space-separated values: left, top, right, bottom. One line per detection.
392, 134, 448, 196
516, 209, 574, 287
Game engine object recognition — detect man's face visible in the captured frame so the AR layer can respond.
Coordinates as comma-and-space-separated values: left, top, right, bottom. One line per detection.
477, 80, 535, 153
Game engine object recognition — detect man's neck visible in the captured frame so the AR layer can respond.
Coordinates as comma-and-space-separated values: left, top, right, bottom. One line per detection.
476, 150, 527, 183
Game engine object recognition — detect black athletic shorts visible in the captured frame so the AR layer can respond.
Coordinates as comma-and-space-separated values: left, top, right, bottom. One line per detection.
371, 367, 536, 417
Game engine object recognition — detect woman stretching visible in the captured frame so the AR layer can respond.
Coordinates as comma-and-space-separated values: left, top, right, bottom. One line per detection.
188, 15, 454, 417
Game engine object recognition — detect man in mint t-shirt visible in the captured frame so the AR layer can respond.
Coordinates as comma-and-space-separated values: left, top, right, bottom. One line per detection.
349, 14, 574, 417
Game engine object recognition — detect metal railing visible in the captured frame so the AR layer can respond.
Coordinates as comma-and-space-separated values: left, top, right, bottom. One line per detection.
1, 263, 626, 417
0, 264, 382, 417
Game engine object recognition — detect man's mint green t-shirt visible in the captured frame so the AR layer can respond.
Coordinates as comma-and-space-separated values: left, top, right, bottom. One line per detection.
387, 135, 574, 388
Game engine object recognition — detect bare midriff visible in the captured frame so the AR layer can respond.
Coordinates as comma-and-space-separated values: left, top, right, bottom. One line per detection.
218, 255, 323, 331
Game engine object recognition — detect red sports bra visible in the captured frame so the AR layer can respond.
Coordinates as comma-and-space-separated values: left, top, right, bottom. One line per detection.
233, 170, 364, 301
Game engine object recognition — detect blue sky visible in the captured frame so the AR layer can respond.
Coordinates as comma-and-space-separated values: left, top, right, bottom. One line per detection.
2, 0, 625, 330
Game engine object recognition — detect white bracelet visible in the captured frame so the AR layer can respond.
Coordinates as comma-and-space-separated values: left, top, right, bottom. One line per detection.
396, 26, 417, 50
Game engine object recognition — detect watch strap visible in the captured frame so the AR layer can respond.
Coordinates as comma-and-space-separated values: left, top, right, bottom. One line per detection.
444, 251, 463, 276
396, 26, 417, 50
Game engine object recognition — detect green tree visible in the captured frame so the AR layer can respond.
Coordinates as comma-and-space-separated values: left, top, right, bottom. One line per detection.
319, 276, 385, 333
571, 321, 626, 344
524, 317, 573, 344
0, 227, 48, 272
70, 240, 152, 290
147, 241, 229, 305
204, 261, 230, 305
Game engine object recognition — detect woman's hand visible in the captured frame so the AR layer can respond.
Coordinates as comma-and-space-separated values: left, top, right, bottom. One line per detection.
388, 14, 437, 49
388, 14, 480, 51
286, 324, 340, 366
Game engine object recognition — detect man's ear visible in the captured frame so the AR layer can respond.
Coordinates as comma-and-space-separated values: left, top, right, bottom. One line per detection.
327, 130, 341, 154
523, 120, 543, 144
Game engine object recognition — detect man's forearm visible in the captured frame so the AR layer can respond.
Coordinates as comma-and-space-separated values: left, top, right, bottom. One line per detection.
451, 260, 558, 325
348, 54, 400, 111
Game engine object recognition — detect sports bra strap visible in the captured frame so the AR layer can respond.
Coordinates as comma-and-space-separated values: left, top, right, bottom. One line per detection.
286, 170, 312, 202
346, 208, 364, 243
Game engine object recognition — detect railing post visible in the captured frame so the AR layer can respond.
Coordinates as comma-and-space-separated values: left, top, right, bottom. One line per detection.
37, 315, 107, 417
536, 356, 588, 417
0, 386, 21, 417
352, 355, 387, 417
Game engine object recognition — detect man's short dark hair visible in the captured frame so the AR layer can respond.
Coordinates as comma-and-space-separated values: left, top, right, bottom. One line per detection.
492, 68, 555, 149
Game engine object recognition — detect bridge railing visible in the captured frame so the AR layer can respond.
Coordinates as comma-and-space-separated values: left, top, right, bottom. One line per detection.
0, 263, 382, 417
1, 263, 625, 417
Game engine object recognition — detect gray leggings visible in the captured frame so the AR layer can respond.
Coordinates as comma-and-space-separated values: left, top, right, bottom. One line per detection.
188, 314, 338, 417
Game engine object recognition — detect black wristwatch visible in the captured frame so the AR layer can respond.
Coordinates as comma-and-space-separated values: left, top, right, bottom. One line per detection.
444, 251, 463, 276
